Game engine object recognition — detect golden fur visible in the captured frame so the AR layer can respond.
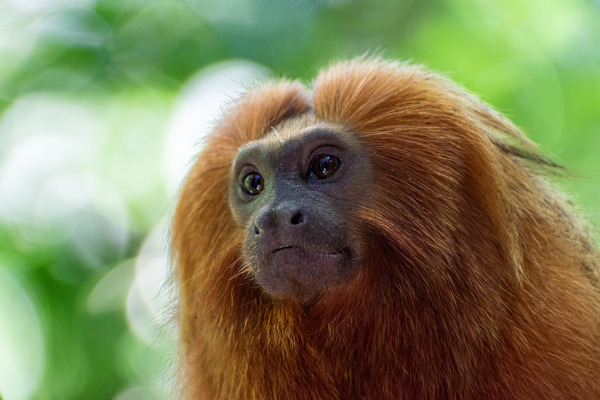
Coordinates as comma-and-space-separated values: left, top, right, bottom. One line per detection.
172, 59, 600, 399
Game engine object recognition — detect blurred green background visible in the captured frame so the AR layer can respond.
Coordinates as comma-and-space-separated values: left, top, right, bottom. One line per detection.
0, 0, 599, 399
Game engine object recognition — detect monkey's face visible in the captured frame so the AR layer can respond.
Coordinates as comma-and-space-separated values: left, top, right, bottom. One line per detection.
228, 114, 373, 304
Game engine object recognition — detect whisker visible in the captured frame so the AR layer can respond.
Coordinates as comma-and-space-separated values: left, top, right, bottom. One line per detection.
272, 127, 284, 143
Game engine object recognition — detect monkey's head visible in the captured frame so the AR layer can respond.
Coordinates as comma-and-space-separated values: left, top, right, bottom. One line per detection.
229, 115, 372, 303
175, 58, 531, 312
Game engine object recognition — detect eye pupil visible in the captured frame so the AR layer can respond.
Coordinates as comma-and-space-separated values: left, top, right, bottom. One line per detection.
310, 155, 341, 180
242, 173, 263, 195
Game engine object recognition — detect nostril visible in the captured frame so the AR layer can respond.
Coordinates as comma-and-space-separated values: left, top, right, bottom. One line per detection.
290, 211, 304, 226
254, 225, 260, 235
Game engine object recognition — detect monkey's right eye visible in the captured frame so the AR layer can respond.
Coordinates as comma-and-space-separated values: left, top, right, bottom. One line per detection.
242, 173, 264, 195
308, 154, 341, 180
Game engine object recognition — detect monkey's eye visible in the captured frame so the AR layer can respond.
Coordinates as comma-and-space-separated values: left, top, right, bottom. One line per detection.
242, 173, 264, 195
308, 155, 341, 180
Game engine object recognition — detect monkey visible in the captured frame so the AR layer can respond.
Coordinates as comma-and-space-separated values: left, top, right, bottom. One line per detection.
171, 58, 600, 399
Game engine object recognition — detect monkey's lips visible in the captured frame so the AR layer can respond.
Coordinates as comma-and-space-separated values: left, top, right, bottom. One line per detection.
251, 244, 353, 303
273, 245, 342, 257
271, 245, 347, 267
273, 245, 295, 253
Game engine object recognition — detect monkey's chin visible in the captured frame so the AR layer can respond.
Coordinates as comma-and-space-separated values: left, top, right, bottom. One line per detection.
251, 247, 354, 304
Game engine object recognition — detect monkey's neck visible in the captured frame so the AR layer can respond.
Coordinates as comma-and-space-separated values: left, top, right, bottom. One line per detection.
204, 266, 511, 399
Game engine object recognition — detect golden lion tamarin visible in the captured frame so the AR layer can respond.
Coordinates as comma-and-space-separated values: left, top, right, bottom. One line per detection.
171, 59, 600, 399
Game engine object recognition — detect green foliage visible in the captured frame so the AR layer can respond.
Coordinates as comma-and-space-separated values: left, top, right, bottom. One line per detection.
0, 0, 598, 399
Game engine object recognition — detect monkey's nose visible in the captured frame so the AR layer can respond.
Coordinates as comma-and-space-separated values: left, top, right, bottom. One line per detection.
253, 203, 306, 236
275, 203, 306, 230
290, 210, 304, 225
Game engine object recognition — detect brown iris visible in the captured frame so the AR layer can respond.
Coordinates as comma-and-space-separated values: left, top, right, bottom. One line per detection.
242, 173, 264, 195
308, 155, 341, 180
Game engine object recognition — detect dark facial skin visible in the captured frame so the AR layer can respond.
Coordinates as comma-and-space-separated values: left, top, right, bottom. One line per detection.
228, 114, 373, 304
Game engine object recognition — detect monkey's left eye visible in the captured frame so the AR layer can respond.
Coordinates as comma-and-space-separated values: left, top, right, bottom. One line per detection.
308, 155, 341, 180
242, 173, 264, 195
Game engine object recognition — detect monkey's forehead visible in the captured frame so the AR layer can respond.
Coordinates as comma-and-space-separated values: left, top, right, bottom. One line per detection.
273, 113, 320, 136
237, 114, 349, 150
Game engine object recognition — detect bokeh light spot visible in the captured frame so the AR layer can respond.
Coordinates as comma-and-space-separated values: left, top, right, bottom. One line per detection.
0, 265, 44, 400
162, 59, 270, 194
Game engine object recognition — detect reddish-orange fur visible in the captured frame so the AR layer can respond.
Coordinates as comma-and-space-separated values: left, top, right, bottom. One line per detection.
172, 59, 600, 399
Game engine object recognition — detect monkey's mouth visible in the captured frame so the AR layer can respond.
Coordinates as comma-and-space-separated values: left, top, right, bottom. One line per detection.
273, 245, 295, 253
272, 245, 344, 258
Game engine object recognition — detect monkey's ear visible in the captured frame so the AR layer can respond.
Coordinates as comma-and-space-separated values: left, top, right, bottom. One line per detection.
439, 86, 527, 285
459, 92, 535, 286
466, 151, 525, 284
